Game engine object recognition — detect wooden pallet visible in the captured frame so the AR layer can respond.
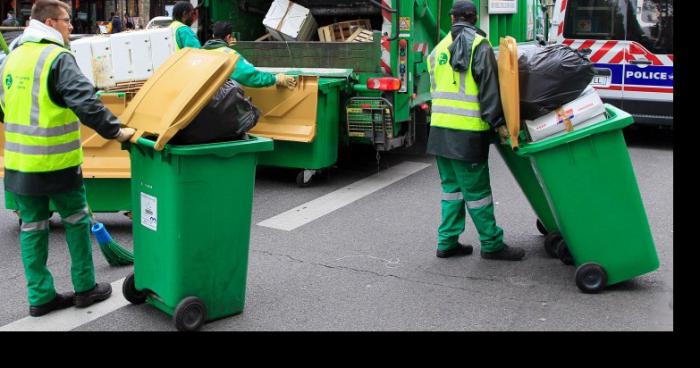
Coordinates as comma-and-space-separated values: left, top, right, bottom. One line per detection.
346, 29, 373, 43
102, 80, 145, 99
318, 19, 372, 42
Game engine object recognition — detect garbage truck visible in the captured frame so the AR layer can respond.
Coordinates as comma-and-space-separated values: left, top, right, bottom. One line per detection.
0, 0, 548, 214
200, 0, 548, 186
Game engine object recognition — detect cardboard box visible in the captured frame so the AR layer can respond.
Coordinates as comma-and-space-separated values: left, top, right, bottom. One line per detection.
263, 0, 318, 41
525, 87, 607, 142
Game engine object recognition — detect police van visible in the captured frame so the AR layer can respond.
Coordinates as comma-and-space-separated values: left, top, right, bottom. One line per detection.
548, 0, 673, 126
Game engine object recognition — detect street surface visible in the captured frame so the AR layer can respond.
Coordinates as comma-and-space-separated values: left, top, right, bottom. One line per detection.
0, 126, 673, 331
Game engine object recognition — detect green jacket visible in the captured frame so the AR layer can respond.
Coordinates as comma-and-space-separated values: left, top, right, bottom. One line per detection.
202, 39, 277, 88
175, 23, 201, 49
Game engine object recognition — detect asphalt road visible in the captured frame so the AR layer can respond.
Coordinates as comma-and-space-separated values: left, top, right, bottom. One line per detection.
0, 126, 673, 331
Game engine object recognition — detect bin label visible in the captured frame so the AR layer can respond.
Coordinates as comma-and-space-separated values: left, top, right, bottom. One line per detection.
140, 192, 158, 231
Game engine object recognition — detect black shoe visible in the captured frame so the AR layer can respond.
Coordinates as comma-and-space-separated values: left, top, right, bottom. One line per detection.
74, 283, 112, 308
29, 292, 75, 317
481, 245, 525, 261
436, 243, 474, 258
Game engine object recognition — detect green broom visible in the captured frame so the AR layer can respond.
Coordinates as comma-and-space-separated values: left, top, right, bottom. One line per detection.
91, 221, 134, 266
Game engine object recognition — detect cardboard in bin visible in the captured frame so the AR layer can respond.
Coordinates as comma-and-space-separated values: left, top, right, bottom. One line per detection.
119, 48, 238, 151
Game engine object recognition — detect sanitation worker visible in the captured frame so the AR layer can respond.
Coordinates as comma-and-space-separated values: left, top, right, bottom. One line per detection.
426, 0, 525, 261
0, 0, 135, 317
202, 21, 297, 89
170, 1, 201, 50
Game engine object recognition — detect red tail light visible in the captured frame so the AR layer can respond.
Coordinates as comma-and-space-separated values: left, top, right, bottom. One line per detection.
367, 77, 401, 91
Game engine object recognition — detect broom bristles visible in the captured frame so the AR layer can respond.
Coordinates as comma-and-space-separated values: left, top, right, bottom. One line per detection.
91, 222, 134, 266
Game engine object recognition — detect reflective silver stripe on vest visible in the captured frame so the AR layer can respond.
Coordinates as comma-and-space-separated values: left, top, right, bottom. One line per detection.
431, 105, 481, 118
466, 195, 493, 209
442, 192, 464, 201
429, 51, 437, 91
31, 45, 60, 127
4, 139, 81, 155
430, 92, 479, 103
63, 206, 90, 224
4, 121, 80, 137
21, 219, 50, 232
459, 71, 468, 95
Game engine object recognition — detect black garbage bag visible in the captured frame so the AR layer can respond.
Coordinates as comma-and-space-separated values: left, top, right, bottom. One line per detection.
518, 44, 594, 120
171, 79, 261, 145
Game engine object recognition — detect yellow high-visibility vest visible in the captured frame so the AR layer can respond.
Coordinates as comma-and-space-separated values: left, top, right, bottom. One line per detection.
170, 20, 188, 50
0, 42, 82, 173
427, 33, 491, 132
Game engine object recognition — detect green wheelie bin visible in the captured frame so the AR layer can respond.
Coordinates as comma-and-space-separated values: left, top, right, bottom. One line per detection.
516, 104, 659, 293
496, 138, 562, 258
115, 48, 275, 330
122, 136, 273, 331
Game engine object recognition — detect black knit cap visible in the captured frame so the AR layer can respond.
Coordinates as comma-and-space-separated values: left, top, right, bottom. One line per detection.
450, 1, 477, 17
212, 21, 233, 39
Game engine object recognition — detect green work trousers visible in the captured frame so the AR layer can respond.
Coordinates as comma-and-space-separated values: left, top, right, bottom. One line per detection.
436, 156, 504, 253
13, 185, 95, 306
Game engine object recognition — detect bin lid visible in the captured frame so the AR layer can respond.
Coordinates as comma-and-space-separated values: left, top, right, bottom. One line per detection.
498, 36, 520, 150
243, 75, 320, 143
118, 48, 238, 151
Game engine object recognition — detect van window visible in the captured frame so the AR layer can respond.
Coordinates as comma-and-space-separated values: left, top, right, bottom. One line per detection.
563, 0, 627, 41
628, 0, 673, 54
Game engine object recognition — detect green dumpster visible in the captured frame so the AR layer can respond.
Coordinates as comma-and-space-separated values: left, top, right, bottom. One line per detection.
243, 73, 349, 187
122, 135, 273, 331
516, 104, 659, 293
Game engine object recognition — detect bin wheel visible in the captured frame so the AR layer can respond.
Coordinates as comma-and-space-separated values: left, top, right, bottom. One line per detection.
296, 170, 316, 188
575, 263, 607, 293
122, 272, 147, 305
174, 296, 207, 332
543, 231, 562, 258
536, 219, 549, 235
555, 239, 575, 265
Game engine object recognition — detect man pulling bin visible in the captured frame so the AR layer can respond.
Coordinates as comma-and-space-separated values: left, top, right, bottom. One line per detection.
0, 0, 135, 317
426, 1, 525, 261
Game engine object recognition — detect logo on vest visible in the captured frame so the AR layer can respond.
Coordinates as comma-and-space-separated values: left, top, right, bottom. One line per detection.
438, 53, 448, 65
4, 74, 12, 89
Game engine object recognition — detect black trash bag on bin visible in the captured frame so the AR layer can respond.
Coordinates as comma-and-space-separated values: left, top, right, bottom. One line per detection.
518, 44, 595, 120
171, 79, 261, 145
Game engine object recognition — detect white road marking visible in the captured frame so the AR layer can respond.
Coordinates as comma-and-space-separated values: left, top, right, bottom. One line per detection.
0, 278, 128, 331
257, 161, 431, 231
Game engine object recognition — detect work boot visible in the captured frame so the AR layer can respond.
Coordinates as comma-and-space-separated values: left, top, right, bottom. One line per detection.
480, 244, 525, 261
29, 291, 75, 317
74, 283, 112, 308
436, 243, 474, 258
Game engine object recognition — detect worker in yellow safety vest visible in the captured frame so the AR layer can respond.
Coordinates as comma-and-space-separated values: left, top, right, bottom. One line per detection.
170, 1, 201, 50
426, 1, 524, 261
0, 0, 135, 317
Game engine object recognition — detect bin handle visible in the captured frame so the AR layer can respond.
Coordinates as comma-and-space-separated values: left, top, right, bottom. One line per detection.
136, 136, 156, 148
130, 130, 145, 144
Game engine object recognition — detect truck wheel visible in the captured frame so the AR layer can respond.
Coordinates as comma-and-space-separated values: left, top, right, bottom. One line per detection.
174, 296, 207, 332
536, 219, 548, 235
122, 272, 147, 305
575, 263, 607, 293
543, 231, 562, 258
555, 238, 575, 265
296, 170, 316, 187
